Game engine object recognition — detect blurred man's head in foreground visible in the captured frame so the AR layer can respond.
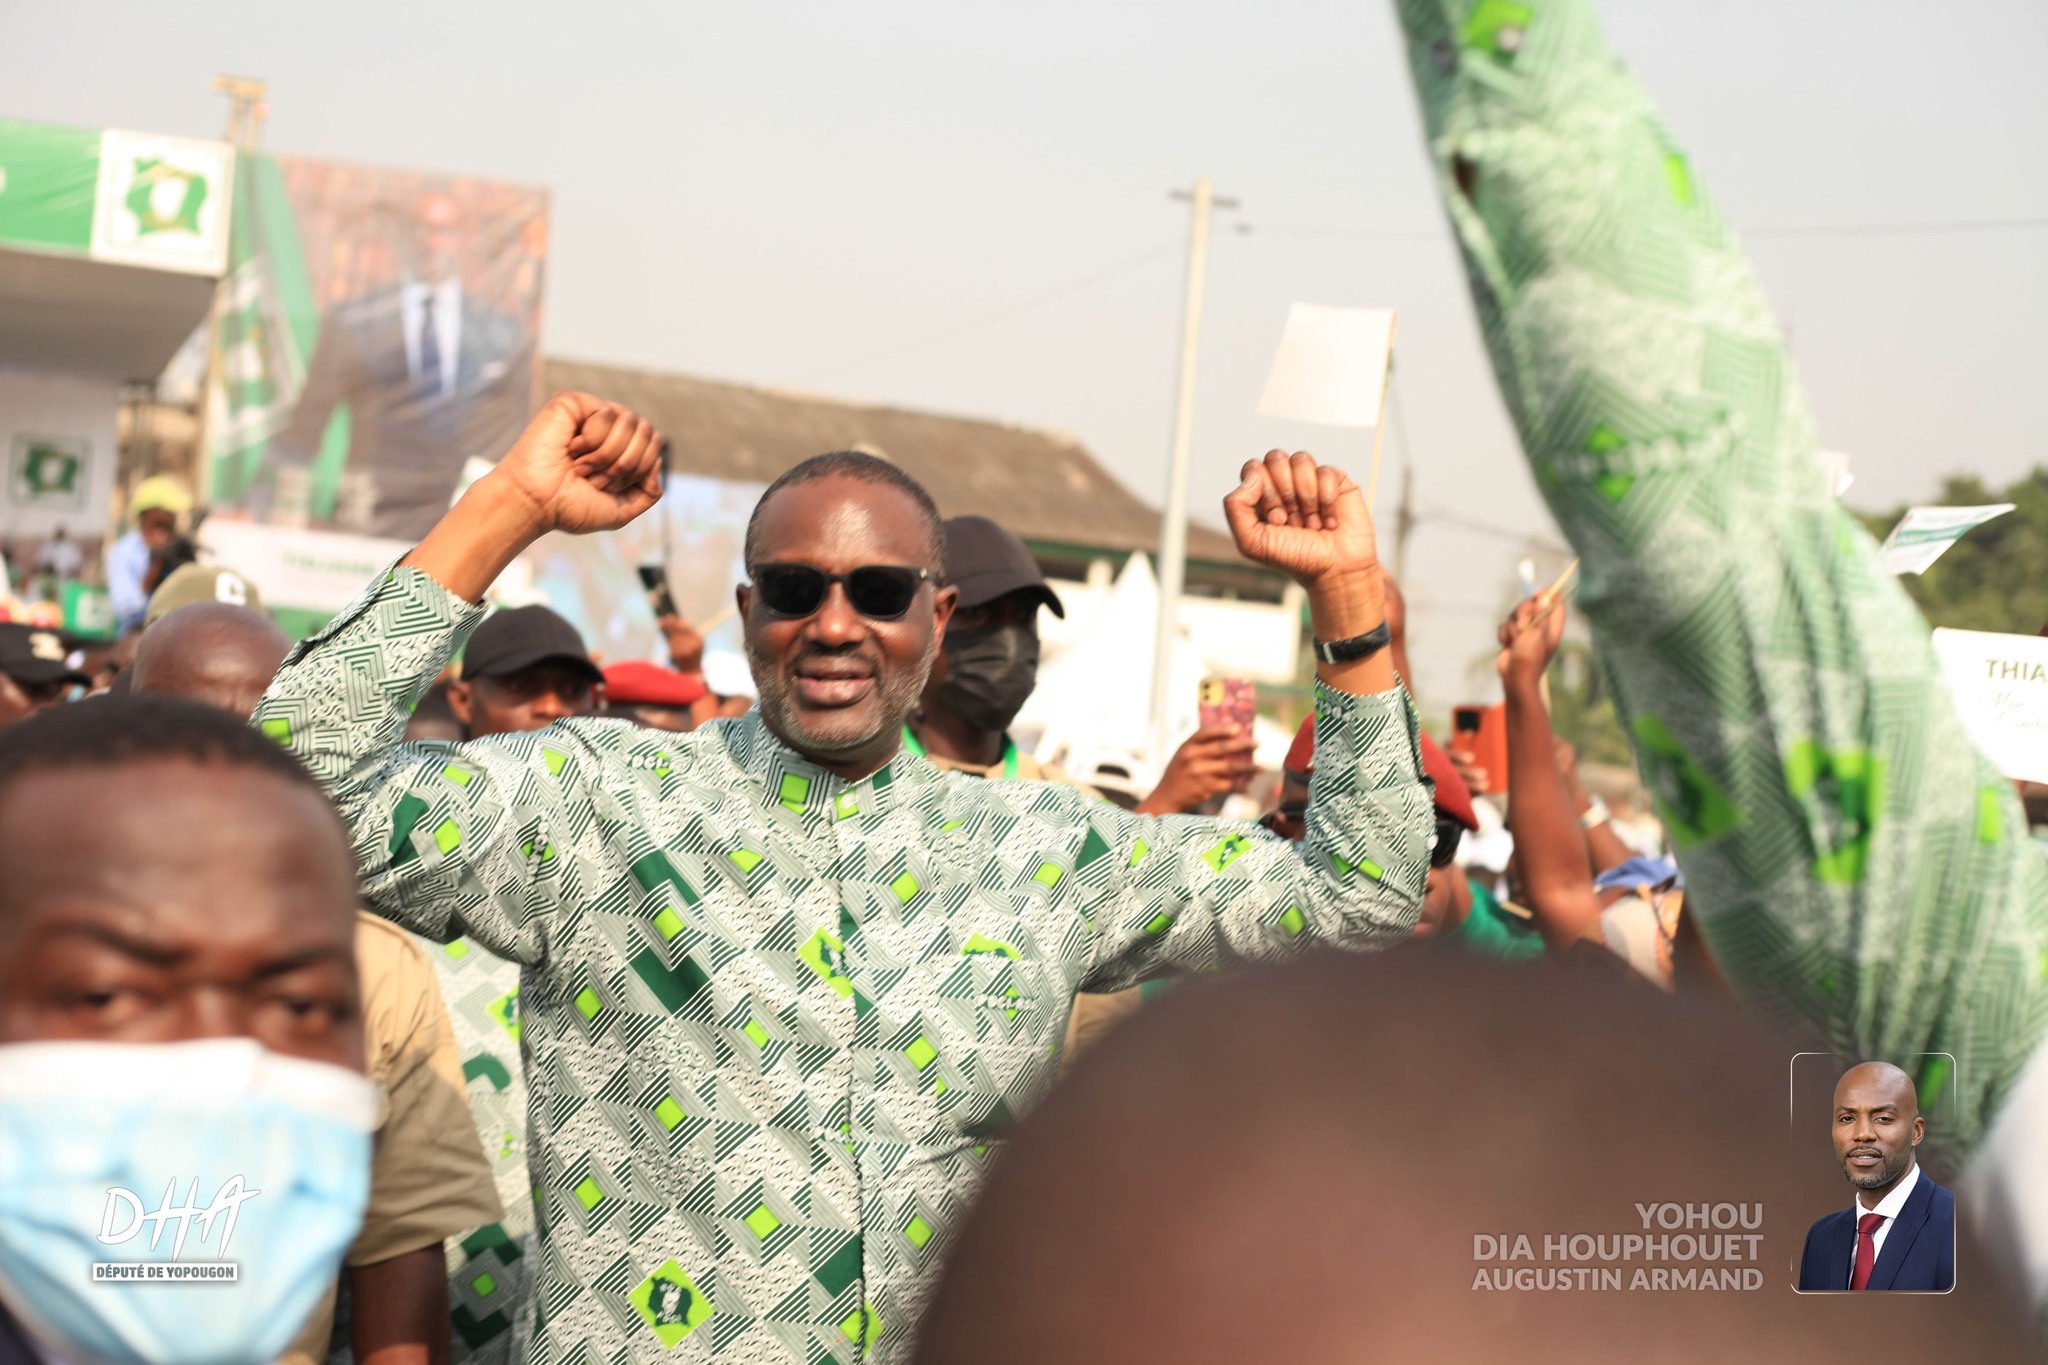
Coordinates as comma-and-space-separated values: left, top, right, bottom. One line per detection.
915, 954, 2029, 1363
0, 697, 373, 1365
0, 696, 361, 1067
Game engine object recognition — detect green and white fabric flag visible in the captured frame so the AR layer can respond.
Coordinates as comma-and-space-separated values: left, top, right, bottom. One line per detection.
1390, 0, 2048, 1180
207, 153, 323, 506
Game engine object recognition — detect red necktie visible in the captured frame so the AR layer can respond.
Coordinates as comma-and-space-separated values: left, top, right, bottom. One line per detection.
1850, 1211, 1885, 1290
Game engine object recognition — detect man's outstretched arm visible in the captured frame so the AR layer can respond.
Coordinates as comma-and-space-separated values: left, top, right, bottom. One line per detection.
253, 394, 667, 957
1081, 450, 1433, 989
1389, 0, 2048, 1170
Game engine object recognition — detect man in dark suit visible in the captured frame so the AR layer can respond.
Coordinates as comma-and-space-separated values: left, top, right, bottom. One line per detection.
271, 188, 533, 540
1799, 1061, 1957, 1291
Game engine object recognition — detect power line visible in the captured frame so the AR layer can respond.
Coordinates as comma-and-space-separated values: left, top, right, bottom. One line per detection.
1746, 216, 2048, 240
1416, 505, 1569, 554
1252, 225, 1446, 242
1252, 215, 2048, 245
794, 240, 1181, 384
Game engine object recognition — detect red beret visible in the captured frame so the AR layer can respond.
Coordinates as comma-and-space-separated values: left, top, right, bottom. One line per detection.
603, 661, 708, 708
1419, 732, 1479, 831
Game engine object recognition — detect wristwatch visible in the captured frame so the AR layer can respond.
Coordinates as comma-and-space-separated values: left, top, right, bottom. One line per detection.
1580, 794, 1611, 830
1311, 621, 1393, 665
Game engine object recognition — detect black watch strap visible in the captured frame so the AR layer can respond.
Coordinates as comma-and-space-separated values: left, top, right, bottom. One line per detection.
1312, 621, 1392, 665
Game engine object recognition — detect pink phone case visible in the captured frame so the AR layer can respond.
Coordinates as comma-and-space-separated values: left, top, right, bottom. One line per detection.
1198, 678, 1257, 792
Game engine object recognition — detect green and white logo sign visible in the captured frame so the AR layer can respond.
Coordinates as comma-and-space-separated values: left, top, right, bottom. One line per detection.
8, 434, 90, 511
90, 130, 232, 275
124, 157, 208, 236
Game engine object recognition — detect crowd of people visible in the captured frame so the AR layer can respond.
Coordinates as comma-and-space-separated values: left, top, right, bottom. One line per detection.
2, 0, 2044, 1361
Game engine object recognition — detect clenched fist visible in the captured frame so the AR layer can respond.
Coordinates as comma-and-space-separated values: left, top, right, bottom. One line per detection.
404, 392, 667, 603
1222, 450, 1379, 587
489, 391, 665, 537
1496, 591, 1567, 688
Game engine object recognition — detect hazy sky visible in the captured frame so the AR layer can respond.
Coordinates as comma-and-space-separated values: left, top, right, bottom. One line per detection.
4, 0, 2043, 705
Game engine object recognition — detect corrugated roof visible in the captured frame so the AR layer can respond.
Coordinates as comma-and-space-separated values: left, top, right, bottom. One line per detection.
543, 357, 1246, 566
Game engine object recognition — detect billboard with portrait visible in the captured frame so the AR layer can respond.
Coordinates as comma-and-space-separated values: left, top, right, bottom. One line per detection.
203, 154, 547, 540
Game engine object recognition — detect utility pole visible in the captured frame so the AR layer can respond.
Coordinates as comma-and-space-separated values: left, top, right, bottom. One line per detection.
1148, 177, 1237, 761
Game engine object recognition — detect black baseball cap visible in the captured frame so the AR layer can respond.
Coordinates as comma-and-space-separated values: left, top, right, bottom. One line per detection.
460, 606, 603, 685
942, 516, 1064, 617
0, 623, 90, 688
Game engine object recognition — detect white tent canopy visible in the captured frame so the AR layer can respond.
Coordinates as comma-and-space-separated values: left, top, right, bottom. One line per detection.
1016, 552, 1295, 790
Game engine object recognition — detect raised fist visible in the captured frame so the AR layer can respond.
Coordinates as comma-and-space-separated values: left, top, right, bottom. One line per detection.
488, 391, 665, 536
1222, 450, 1379, 588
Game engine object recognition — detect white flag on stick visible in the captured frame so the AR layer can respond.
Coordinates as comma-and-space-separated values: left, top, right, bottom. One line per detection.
1879, 504, 2014, 575
1257, 303, 1397, 508
1258, 304, 1396, 427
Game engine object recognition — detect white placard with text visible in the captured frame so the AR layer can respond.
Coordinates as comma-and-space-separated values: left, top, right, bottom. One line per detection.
1932, 628, 2048, 784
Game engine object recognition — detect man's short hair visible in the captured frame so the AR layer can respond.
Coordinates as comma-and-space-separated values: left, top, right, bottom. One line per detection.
743, 452, 946, 573
0, 695, 329, 821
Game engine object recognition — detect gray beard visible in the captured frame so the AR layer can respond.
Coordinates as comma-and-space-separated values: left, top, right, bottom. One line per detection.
747, 631, 937, 763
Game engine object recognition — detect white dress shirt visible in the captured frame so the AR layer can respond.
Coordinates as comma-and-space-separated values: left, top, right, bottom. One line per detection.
1849, 1160, 1921, 1280
399, 278, 463, 397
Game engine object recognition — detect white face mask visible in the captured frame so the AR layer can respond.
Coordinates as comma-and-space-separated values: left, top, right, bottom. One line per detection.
0, 1038, 377, 1365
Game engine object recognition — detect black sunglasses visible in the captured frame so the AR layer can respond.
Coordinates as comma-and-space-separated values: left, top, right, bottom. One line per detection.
1430, 816, 1465, 869
749, 563, 933, 621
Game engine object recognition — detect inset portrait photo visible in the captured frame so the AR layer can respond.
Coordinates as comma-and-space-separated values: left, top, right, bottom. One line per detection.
1790, 1054, 1957, 1293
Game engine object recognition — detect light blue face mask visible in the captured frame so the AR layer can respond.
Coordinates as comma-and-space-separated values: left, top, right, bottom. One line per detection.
0, 1038, 377, 1365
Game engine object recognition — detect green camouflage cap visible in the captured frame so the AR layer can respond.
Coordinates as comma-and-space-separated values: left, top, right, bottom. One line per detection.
145, 564, 265, 628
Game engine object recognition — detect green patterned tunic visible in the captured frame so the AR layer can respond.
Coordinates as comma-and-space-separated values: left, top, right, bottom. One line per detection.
1390, 0, 2048, 1189
256, 565, 1432, 1362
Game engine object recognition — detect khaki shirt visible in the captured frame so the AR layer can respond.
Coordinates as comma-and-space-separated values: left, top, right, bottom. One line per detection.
916, 742, 1144, 1060
282, 914, 505, 1365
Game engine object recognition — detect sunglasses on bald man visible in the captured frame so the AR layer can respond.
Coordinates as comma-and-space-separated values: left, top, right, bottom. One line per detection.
748, 563, 934, 621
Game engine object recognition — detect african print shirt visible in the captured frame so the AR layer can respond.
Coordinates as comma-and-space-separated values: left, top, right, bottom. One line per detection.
422, 935, 536, 1365
256, 564, 1432, 1362
1390, 0, 2048, 1289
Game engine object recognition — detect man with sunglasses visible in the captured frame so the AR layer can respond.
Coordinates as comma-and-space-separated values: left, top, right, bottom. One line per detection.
257, 391, 1432, 1362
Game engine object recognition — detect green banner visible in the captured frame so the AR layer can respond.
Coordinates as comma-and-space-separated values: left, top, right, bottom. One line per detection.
210, 152, 321, 505
0, 120, 232, 276
0, 119, 100, 255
